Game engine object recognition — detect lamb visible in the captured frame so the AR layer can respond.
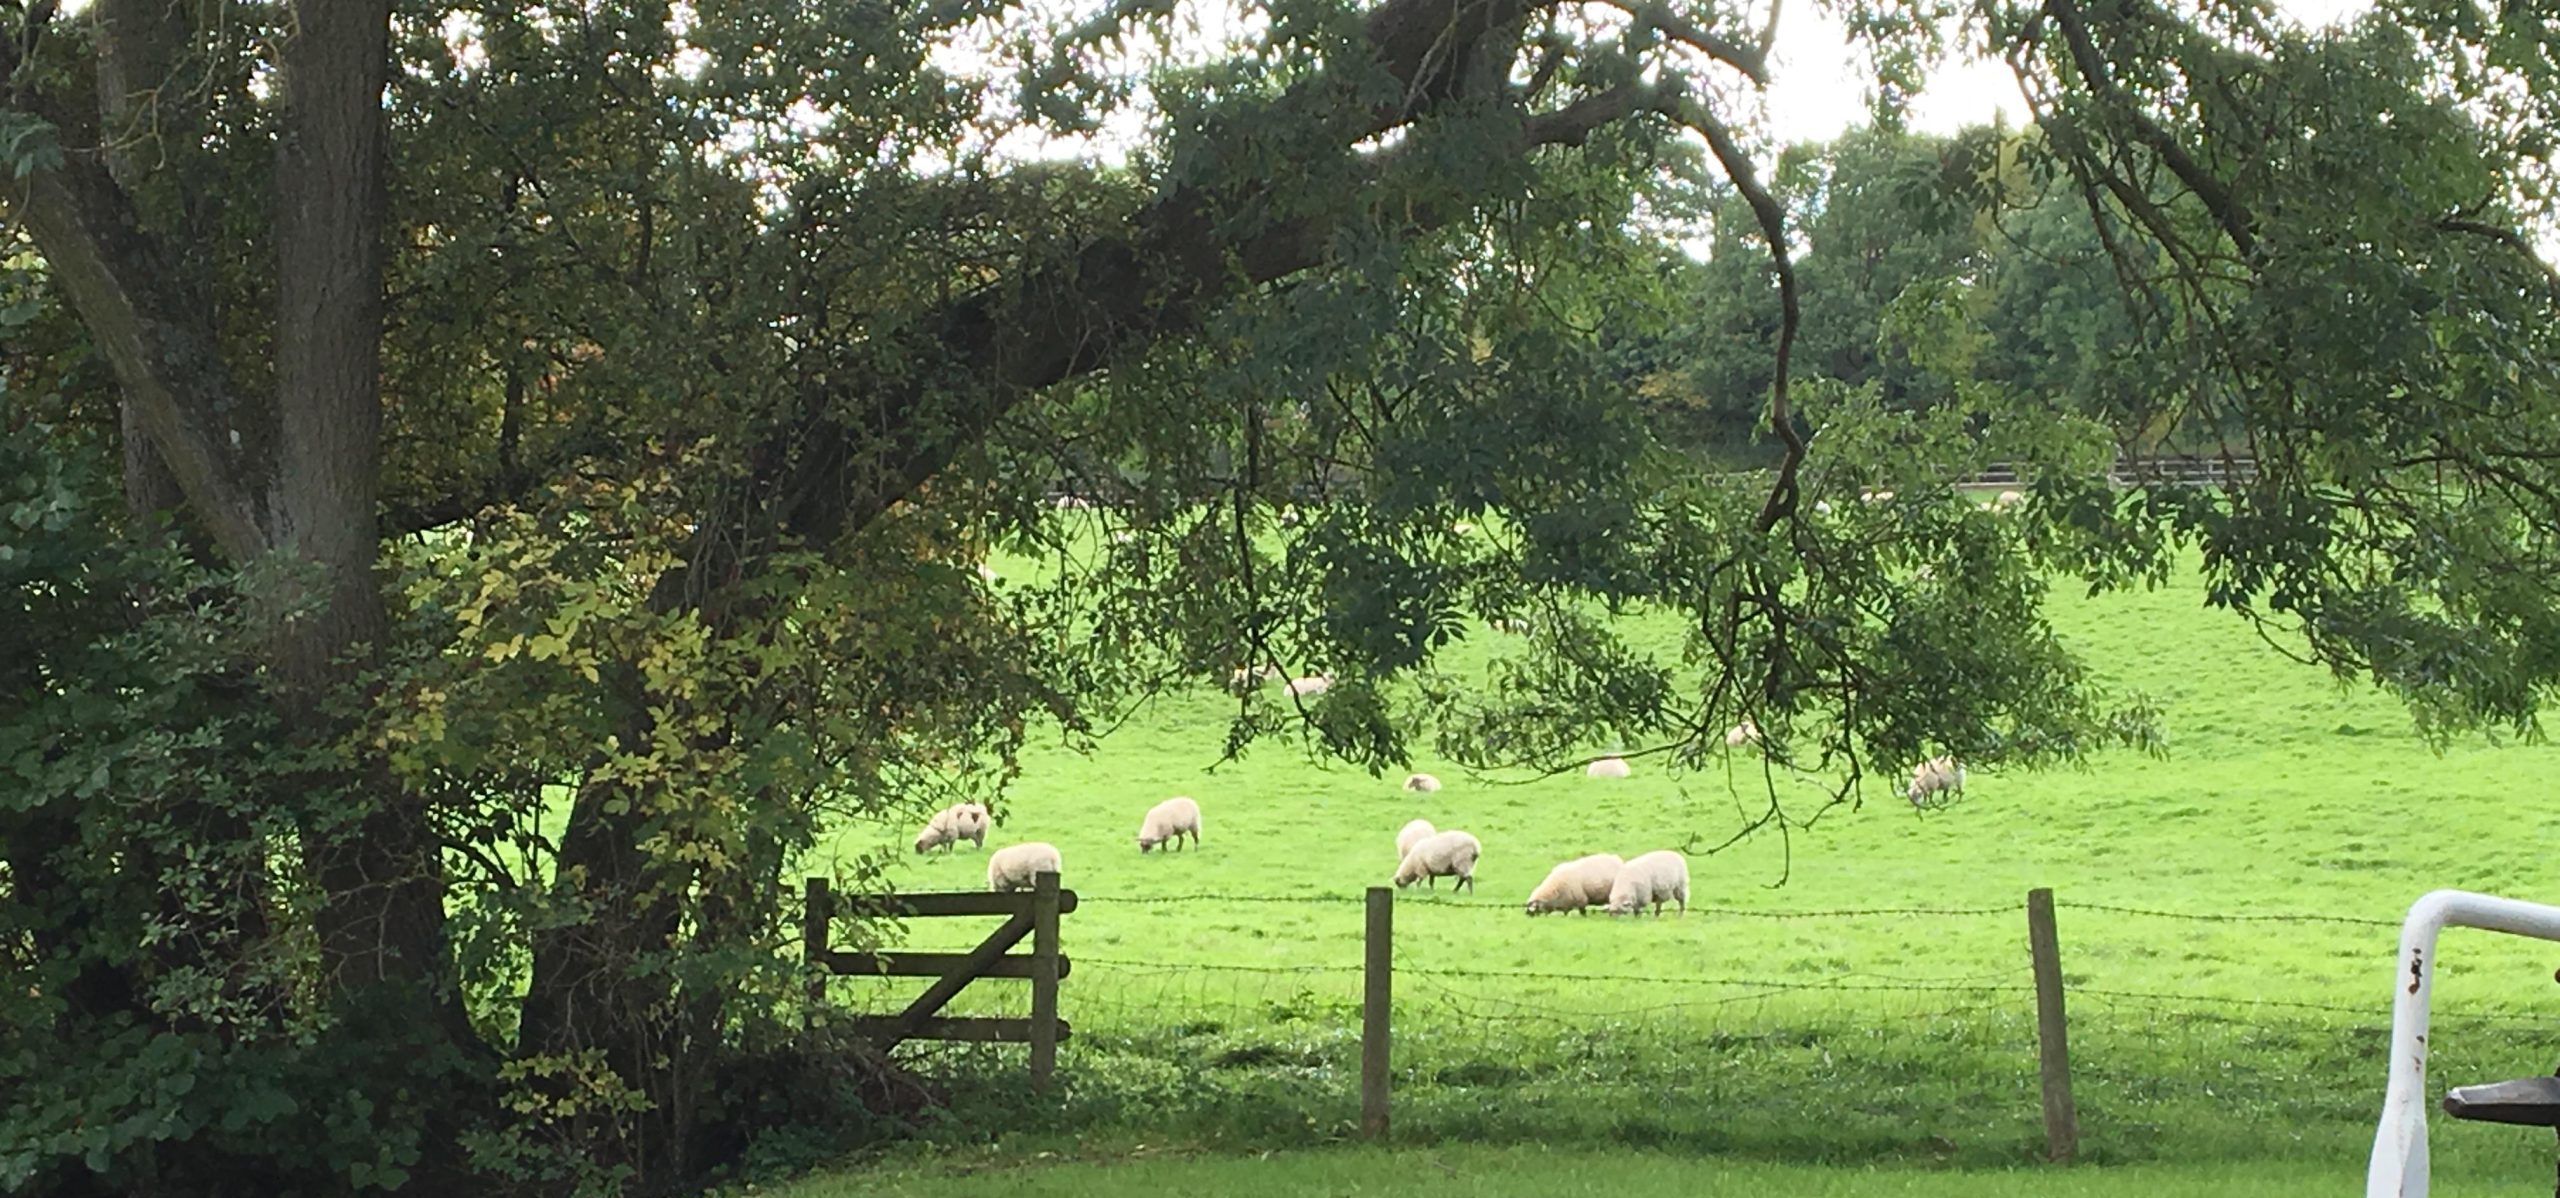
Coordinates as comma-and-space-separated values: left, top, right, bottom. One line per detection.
1605, 850, 1690, 916
1524, 853, 1624, 916
1586, 756, 1631, 779
1908, 756, 1967, 808
987, 842, 1064, 892
1284, 674, 1333, 698
1403, 773, 1442, 793
1723, 719, 1761, 748
1396, 818, 1437, 860
913, 802, 991, 854
1394, 830, 1481, 893
1137, 796, 1202, 853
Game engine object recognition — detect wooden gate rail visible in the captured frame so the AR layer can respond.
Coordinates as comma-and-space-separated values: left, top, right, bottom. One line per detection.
804, 872, 1074, 1090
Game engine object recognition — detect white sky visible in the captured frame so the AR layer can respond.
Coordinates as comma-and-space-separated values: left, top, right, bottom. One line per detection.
1765, 0, 2377, 144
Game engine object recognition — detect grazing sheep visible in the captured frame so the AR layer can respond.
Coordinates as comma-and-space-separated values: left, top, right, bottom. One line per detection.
1993, 489, 2025, 511
1136, 796, 1203, 853
1284, 674, 1333, 698
1908, 756, 1967, 808
1724, 719, 1761, 748
1228, 663, 1283, 693
1605, 850, 1691, 917
1403, 773, 1442, 793
1586, 756, 1631, 779
913, 802, 991, 854
1525, 853, 1624, 916
1396, 819, 1437, 860
1394, 830, 1482, 893
987, 842, 1064, 892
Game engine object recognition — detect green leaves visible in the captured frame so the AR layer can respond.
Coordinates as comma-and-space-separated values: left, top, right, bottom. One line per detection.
0, 112, 60, 181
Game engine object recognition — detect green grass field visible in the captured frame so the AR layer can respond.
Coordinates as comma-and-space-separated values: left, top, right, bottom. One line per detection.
785, 547, 2560, 1194
775, 1145, 2549, 1198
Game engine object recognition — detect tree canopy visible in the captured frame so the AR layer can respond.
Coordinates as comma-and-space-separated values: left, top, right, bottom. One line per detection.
4, 0, 2557, 1192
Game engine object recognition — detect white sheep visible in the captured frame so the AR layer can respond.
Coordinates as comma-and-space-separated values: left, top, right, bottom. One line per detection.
1492, 617, 1534, 635
1723, 719, 1761, 748
1524, 853, 1624, 916
1993, 489, 2024, 511
1453, 521, 1476, 536
1394, 830, 1481, 893
1586, 756, 1631, 779
987, 842, 1064, 892
1403, 773, 1442, 793
1908, 756, 1967, 808
1813, 499, 1835, 517
1605, 850, 1690, 917
913, 802, 990, 854
1136, 796, 1202, 853
1228, 663, 1283, 693
1396, 818, 1437, 860
1284, 674, 1333, 698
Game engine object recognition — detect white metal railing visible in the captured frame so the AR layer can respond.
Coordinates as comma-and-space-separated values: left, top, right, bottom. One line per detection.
2367, 890, 2560, 1198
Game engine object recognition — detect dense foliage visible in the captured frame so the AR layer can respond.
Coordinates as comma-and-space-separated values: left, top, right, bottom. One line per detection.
2, 0, 2555, 1192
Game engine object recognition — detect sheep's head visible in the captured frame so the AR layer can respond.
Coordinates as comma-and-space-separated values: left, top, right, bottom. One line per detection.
1137, 834, 1158, 853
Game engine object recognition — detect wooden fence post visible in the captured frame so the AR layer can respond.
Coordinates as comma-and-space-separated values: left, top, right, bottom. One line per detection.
1362, 885, 1392, 1140
803, 876, 830, 1026
2027, 887, 2079, 1163
1029, 870, 1062, 1093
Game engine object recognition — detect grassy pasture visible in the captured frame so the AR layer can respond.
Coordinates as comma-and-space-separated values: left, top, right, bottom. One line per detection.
797, 542, 2560, 1188
772, 1144, 2552, 1198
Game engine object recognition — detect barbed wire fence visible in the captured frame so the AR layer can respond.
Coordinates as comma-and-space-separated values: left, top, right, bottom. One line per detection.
815, 885, 2560, 1159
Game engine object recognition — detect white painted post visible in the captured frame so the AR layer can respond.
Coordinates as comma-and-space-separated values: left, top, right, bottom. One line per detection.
2367, 890, 2560, 1198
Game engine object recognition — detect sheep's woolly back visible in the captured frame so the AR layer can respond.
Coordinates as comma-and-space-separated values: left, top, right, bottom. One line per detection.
1908, 756, 1965, 806
987, 842, 1063, 892
1606, 850, 1690, 916
1586, 756, 1631, 779
1723, 720, 1761, 748
1396, 819, 1437, 860
1403, 773, 1442, 793
1137, 796, 1202, 850
1525, 853, 1624, 914
1284, 674, 1333, 698
915, 802, 991, 853
1394, 830, 1481, 887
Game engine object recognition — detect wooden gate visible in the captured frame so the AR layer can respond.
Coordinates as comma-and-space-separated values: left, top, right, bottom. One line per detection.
803, 872, 1074, 1089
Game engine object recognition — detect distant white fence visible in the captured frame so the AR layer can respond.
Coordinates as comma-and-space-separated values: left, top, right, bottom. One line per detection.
1967, 456, 2258, 490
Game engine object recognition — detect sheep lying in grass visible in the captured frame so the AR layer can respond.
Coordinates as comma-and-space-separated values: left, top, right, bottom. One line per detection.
1403, 773, 1442, 793
1908, 756, 1967, 808
913, 802, 990, 854
1396, 819, 1437, 860
1606, 850, 1690, 916
988, 842, 1063, 892
1394, 830, 1481, 893
1525, 853, 1623, 916
1136, 796, 1202, 853
1724, 719, 1761, 748
1284, 674, 1333, 698
1586, 756, 1631, 779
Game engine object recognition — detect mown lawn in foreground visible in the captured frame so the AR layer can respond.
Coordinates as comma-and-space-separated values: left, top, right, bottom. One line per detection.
765, 1143, 2546, 1197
